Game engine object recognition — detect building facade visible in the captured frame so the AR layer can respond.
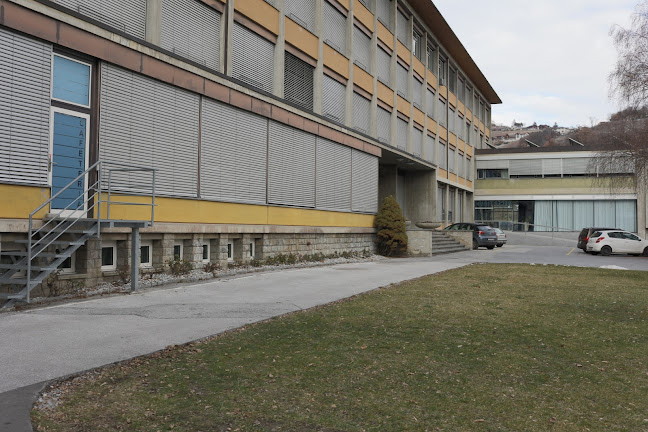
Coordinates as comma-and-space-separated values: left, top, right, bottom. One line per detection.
0, 0, 498, 300
474, 148, 646, 236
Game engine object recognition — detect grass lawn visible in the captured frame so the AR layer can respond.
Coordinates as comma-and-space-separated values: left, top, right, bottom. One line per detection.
32, 264, 648, 431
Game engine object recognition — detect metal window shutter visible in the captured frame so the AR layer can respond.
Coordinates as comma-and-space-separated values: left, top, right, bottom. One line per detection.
53, 0, 146, 39
377, 107, 391, 144
352, 92, 371, 134
323, 1, 346, 54
100, 63, 199, 197
509, 159, 542, 176
231, 23, 274, 92
562, 157, 591, 174
396, 117, 408, 150
448, 147, 456, 173
543, 158, 562, 176
285, 0, 316, 33
161, 0, 220, 71
397, 10, 409, 48
284, 52, 314, 110
201, 99, 267, 204
351, 150, 378, 213
412, 127, 422, 157
397, 63, 408, 100
476, 159, 509, 170
0, 28, 51, 186
426, 88, 435, 118
413, 76, 423, 110
425, 134, 435, 163
268, 121, 316, 207
377, 46, 391, 86
316, 137, 352, 211
439, 142, 446, 169
322, 75, 346, 123
377, 0, 392, 30
353, 26, 371, 71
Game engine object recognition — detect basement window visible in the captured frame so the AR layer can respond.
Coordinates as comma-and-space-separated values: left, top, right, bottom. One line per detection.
173, 244, 183, 260
227, 242, 234, 262
140, 241, 152, 268
202, 244, 210, 263
101, 242, 117, 271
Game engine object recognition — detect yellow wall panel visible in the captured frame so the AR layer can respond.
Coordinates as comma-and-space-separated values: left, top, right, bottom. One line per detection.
396, 41, 410, 64
234, 0, 280, 35
486, 128, 491, 138
353, 0, 374, 31
457, 139, 465, 153
396, 95, 410, 116
338, 0, 350, 10
480, 121, 485, 134
465, 108, 472, 120
0, 184, 50, 219
377, 81, 394, 105
458, 101, 465, 116
466, 180, 473, 189
285, 17, 318, 59
439, 86, 448, 99
377, 21, 394, 50
412, 57, 424, 78
438, 125, 447, 137
448, 91, 457, 108
427, 119, 438, 134
413, 107, 425, 126
324, 44, 350, 79
449, 173, 458, 183
427, 70, 437, 90
354, 65, 373, 94
438, 169, 448, 179
268, 207, 374, 227
100, 195, 375, 227
449, 133, 457, 146
466, 144, 473, 157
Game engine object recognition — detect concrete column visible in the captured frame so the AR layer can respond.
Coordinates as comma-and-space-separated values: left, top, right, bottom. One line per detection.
273, 0, 286, 97
314, 0, 324, 114
405, 170, 436, 224
378, 165, 398, 208
345, 0, 354, 127
188, 234, 204, 269
218, 234, 230, 269
224, 0, 235, 76
160, 233, 175, 266
145, 0, 162, 45
130, 227, 140, 292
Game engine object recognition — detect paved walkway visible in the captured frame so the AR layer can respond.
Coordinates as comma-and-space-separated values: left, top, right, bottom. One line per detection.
0, 253, 476, 431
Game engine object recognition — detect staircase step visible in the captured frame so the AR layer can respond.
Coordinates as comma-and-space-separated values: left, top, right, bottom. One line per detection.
0, 251, 66, 258
14, 239, 85, 246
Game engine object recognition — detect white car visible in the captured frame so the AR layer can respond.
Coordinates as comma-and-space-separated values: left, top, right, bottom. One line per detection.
493, 227, 507, 247
586, 230, 648, 256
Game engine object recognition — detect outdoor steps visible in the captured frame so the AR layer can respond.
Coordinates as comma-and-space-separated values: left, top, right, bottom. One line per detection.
431, 231, 469, 255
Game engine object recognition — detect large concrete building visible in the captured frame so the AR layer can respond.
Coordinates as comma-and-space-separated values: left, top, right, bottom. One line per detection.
0, 0, 499, 304
474, 147, 646, 236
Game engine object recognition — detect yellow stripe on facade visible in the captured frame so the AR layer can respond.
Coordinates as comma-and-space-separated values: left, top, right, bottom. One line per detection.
0, 184, 50, 219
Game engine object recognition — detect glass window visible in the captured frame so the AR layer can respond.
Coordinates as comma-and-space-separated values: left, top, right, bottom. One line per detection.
413, 30, 422, 60
227, 242, 233, 261
249, 242, 255, 257
52, 55, 91, 107
140, 242, 152, 267
101, 242, 116, 271
449, 67, 456, 94
202, 244, 210, 262
173, 244, 183, 260
427, 44, 436, 73
284, 52, 314, 110
439, 56, 447, 84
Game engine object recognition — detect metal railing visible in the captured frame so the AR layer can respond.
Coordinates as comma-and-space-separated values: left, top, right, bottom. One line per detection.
25, 161, 157, 302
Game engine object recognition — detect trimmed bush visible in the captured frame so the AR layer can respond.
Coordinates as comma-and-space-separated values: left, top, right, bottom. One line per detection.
374, 195, 408, 256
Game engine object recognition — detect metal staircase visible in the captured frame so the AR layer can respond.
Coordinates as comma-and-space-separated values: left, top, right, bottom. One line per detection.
1, 161, 156, 308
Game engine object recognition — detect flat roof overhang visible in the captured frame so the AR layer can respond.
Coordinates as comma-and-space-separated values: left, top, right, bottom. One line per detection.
379, 146, 437, 171
408, 0, 502, 105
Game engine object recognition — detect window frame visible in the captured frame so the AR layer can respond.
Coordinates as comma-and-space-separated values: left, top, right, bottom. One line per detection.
101, 241, 117, 272
51, 53, 92, 109
227, 241, 234, 262
173, 243, 183, 260
140, 241, 153, 268
412, 29, 422, 60
202, 243, 210, 263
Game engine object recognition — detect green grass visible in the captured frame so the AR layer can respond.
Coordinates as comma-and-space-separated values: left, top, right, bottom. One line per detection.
33, 264, 648, 431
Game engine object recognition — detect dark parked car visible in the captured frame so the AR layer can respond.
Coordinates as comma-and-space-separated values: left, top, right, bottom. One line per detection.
444, 223, 498, 250
577, 227, 618, 253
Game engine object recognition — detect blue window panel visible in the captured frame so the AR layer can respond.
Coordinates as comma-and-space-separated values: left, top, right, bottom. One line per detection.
52, 112, 86, 210
52, 55, 91, 106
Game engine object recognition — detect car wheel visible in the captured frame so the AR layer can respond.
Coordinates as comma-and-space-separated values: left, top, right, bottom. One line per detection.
472, 239, 478, 250
496, 244, 503, 247
487, 246, 495, 250
601, 246, 612, 256
643, 247, 648, 257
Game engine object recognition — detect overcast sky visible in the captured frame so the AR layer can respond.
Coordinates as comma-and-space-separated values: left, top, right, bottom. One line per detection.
434, 0, 638, 128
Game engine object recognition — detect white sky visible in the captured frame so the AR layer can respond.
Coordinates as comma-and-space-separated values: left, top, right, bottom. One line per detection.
433, 0, 638, 128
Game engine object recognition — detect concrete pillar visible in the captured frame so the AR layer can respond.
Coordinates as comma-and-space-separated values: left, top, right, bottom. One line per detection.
130, 227, 140, 291
145, 0, 162, 45
378, 164, 398, 208
188, 234, 204, 269
274, 0, 286, 97
405, 170, 436, 224
224, 0, 235, 76
160, 233, 175, 266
